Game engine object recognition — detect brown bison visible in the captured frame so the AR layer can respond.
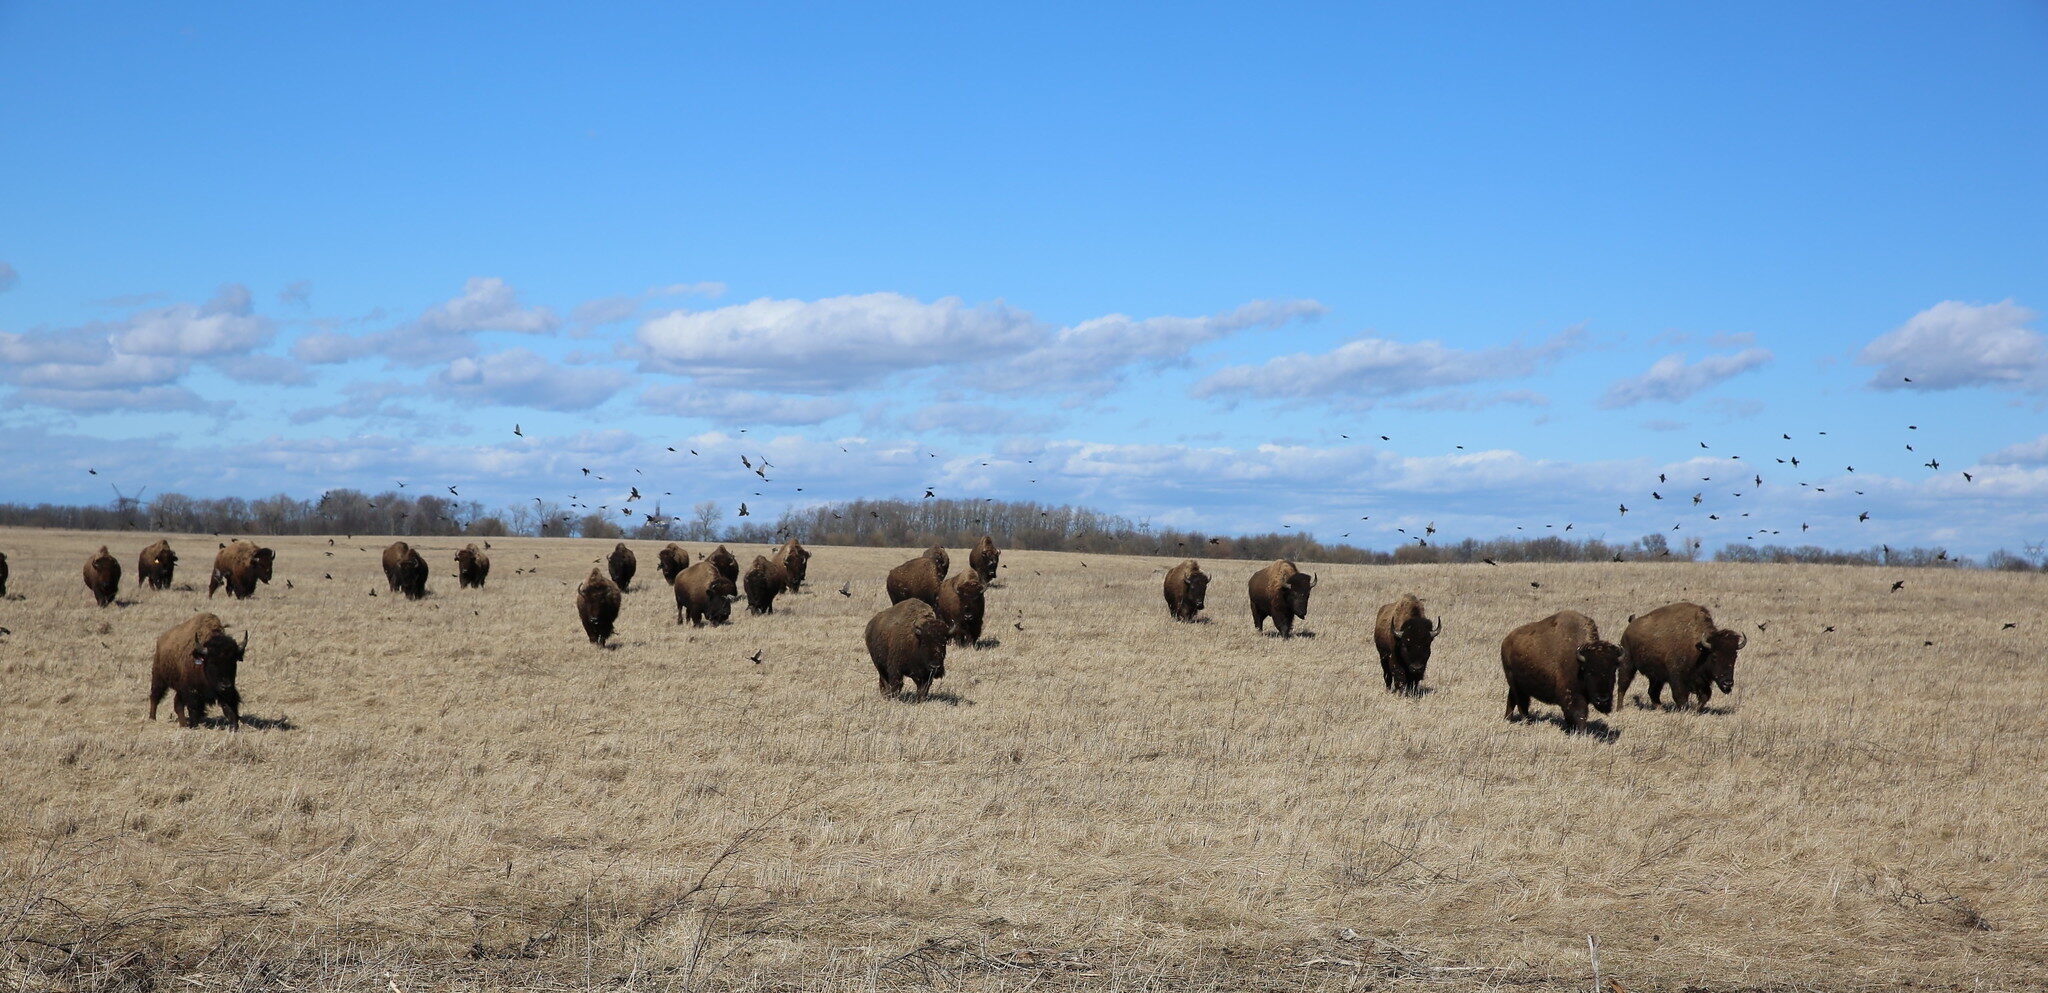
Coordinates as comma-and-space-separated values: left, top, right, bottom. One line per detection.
922, 545, 951, 579
209, 541, 275, 599
576, 568, 623, 645
968, 536, 999, 584
150, 612, 245, 730
865, 599, 950, 701
886, 555, 944, 608
1374, 594, 1441, 693
743, 555, 789, 614
382, 541, 429, 599
674, 559, 737, 627
937, 570, 986, 646
1163, 560, 1209, 621
137, 539, 178, 590
455, 544, 491, 588
773, 538, 811, 592
0, 550, 8, 598
1501, 610, 1622, 733
83, 546, 121, 607
706, 544, 740, 583
608, 542, 637, 591
1619, 602, 1747, 711
1247, 559, 1316, 637
657, 543, 691, 585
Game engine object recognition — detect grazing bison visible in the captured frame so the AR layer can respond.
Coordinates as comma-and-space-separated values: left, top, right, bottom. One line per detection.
773, 539, 811, 592
1374, 594, 1441, 693
84, 546, 121, 607
576, 568, 623, 646
150, 612, 244, 730
922, 545, 951, 579
1619, 602, 1746, 711
657, 544, 691, 585
706, 545, 740, 583
1500, 610, 1622, 733
0, 550, 8, 598
865, 599, 950, 701
137, 539, 178, 590
608, 543, 638, 591
886, 555, 944, 608
937, 570, 986, 646
1247, 559, 1316, 637
968, 536, 1000, 584
674, 560, 737, 627
455, 544, 491, 588
209, 541, 274, 599
1163, 560, 1209, 621
382, 541, 429, 599
743, 555, 789, 614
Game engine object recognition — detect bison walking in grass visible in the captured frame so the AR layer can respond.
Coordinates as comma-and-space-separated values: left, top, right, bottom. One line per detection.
743, 555, 788, 615
576, 568, 623, 646
886, 556, 944, 609
207, 542, 274, 600
674, 560, 736, 627
657, 544, 691, 585
937, 570, 986, 647
84, 546, 121, 607
968, 536, 999, 585
150, 612, 244, 730
706, 545, 740, 583
866, 599, 950, 702
1247, 560, 1315, 637
1374, 594, 1441, 693
1163, 560, 1209, 622
1500, 610, 1622, 733
608, 543, 638, 591
382, 542, 429, 599
1619, 602, 1746, 711
455, 544, 491, 588
773, 539, 811, 592
137, 540, 178, 590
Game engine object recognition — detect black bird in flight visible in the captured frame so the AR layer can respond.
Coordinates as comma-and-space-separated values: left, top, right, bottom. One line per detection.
748, 650, 763, 664
838, 581, 851, 597
737, 503, 749, 517
1890, 580, 1905, 592
513, 424, 523, 437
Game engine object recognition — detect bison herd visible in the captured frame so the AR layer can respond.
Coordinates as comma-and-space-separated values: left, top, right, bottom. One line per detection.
27, 535, 1750, 733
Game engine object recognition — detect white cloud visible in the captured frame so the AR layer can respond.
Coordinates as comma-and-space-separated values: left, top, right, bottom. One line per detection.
214, 354, 314, 385
1598, 348, 1772, 408
1984, 433, 2048, 466
430, 348, 630, 411
292, 277, 559, 366
111, 284, 274, 357
900, 402, 1062, 435
1193, 326, 1585, 405
640, 384, 853, 425
4, 385, 218, 413
983, 299, 1326, 395
1859, 299, 2044, 391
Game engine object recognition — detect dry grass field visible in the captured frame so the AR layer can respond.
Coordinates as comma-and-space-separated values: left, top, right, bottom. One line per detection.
1, 526, 2045, 992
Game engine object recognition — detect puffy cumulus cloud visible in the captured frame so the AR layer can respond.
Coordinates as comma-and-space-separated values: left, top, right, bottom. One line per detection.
0, 325, 113, 365
636, 292, 1044, 392
293, 277, 560, 367
1860, 299, 2044, 391
899, 402, 1063, 435
640, 384, 853, 425
111, 284, 275, 357
1193, 326, 1585, 406
430, 348, 631, 412
572, 282, 726, 334
1984, 433, 2048, 466
1597, 348, 1772, 408
981, 299, 1327, 395
3, 385, 220, 414
12, 351, 187, 391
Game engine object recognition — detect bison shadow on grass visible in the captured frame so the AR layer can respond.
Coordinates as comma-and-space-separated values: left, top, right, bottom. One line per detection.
1505, 712, 1622, 742
884, 689, 975, 706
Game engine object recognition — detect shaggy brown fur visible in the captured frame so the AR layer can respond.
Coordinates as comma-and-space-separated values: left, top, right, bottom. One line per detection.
657, 544, 691, 585
83, 546, 121, 607
937, 570, 987, 646
922, 545, 951, 579
968, 536, 1000, 585
1247, 559, 1316, 637
1373, 594, 1441, 693
382, 542, 428, 599
773, 539, 811, 592
674, 560, 736, 627
149, 612, 244, 730
455, 544, 491, 588
208, 542, 273, 600
1500, 610, 1622, 733
575, 568, 622, 646
137, 539, 178, 591
865, 599, 950, 701
1163, 560, 1209, 622
743, 555, 789, 615
380, 542, 411, 592
1620, 601, 1746, 711
707, 545, 740, 583
886, 555, 943, 609
608, 543, 638, 591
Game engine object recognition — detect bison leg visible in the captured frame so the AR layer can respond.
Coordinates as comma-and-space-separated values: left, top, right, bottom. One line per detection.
878, 674, 903, 699
219, 689, 240, 731
1252, 607, 1265, 631
1692, 683, 1713, 711
149, 681, 167, 721
1668, 684, 1689, 711
912, 677, 932, 703
1646, 677, 1665, 708
1504, 689, 1522, 721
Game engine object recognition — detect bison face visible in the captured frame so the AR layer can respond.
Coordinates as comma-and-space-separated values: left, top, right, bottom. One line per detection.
1398, 616, 1438, 680
916, 619, 950, 678
197, 630, 247, 689
1184, 573, 1209, 612
1285, 573, 1315, 618
1576, 640, 1623, 713
253, 548, 275, 583
1699, 628, 1745, 693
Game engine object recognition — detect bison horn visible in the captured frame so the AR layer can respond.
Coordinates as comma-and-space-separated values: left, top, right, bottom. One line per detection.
1431, 617, 1443, 636
239, 630, 250, 652
1309, 573, 1318, 588
1732, 631, 1747, 650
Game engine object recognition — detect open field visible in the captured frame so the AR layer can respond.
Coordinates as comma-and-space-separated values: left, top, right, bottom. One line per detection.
2, 526, 2045, 992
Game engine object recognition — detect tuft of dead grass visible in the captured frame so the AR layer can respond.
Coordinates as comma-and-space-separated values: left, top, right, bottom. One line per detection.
1, 526, 2044, 991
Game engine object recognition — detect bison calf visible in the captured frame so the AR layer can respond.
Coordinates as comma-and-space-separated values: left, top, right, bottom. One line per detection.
1164, 560, 1209, 621
1620, 602, 1746, 711
576, 568, 623, 645
1247, 559, 1315, 637
1374, 594, 1441, 693
674, 560, 736, 627
886, 555, 943, 609
84, 546, 121, 607
150, 612, 245, 730
743, 555, 789, 614
1501, 610, 1622, 733
937, 570, 986, 646
866, 599, 950, 701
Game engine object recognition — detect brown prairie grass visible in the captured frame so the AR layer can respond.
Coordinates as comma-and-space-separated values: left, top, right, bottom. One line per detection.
0, 526, 2044, 992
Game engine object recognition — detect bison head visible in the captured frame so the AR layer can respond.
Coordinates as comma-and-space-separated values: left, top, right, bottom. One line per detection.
196, 628, 248, 689
1284, 572, 1316, 618
1183, 570, 1210, 612
1575, 639, 1623, 713
707, 577, 738, 624
915, 616, 950, 678
1398, 614, 1440, 682
1698, 628, 1745, 693
252, 547, 275, 583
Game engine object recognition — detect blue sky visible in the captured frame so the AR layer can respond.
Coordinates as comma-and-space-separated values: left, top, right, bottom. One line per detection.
3, 2, 2046, 554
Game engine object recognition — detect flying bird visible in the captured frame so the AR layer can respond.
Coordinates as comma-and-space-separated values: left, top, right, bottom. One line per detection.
1890, 580, 1905, 592
748, 650, 763, 664
838, 581, 851, 597
513, 424, 523, 437
737, 503, 749, 517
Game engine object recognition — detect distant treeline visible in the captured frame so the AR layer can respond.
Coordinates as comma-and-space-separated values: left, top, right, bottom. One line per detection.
0, 491, 2038, 571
